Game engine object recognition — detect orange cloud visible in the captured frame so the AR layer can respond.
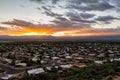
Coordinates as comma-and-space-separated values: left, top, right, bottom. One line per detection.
52, 28, 120, 37
1, 19, 120, 37
0, 27, 120, 36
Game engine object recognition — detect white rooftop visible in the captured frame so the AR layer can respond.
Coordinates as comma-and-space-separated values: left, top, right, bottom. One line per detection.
60, 64, 73, 68
1, 74, 13, 80
27, 68, 44, 75
15, 63, 27, 67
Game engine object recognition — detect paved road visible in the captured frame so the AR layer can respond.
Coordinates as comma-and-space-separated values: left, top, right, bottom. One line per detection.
0, 63, 24, 74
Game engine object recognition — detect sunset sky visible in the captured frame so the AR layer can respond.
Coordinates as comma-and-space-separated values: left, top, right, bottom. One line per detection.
0, 0, 120, 37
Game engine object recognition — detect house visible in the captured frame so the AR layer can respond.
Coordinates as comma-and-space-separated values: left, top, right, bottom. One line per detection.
113, 58, 120, 61
54, 66, 59, 69
27, 68, 44, 75
46, 67, 52, 71
15, 60, 21, 64
74, 57, 83, 60
1, 74, 13, 80
72, 53, 79, 57
108, 50, 113, 53
87, 53, 96, 60
65, 56, 72, 59
88, 53, 96, 57
94, 60, 104, 64
97, 53, 105, 58
4, 58, 12, 64
109, 53, 115, 58
41, 60, 47, 64
32, 57, 39, 62
60, 64, 73, 69
15, 63, 27, 67
52, 57, 59, 61
73, 63, 86, 67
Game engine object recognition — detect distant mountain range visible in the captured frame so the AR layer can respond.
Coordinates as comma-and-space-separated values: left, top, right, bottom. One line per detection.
0, 35, 120, 42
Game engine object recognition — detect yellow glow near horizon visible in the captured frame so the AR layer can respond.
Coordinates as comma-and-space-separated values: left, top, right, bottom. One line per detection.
1, 31, 120, 37
23, 32, 40, 35
52, 31, 120, 37
2, 31, 50, 36
0, 27, 120, 37
23, 32, 50, 36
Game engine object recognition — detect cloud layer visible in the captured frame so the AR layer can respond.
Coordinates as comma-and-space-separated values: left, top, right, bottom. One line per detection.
0, 0, 120, 36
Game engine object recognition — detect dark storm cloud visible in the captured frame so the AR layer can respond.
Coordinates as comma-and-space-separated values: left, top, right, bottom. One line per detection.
30, 0, 59, 4
66, 12, 96, 23
78, 0, 98, 3
30, 0, 42, 3
31, 0, 114, 11
44, 10, 61, 17
51, 20, 75, 27
30, 0, 98, 5
51, 19, 91, 28
69, 0, 99, 5
4, 0, 119, 33
69, 16, 96, 23
68, 1, 115, 11
110, 0, 120, 8
95, 16, 120, 22
41, 6, 62, 17
31, 0, 116, 12
52, 0, 59, 4
1, 19, 57, 30
80, 13, 95, 19
56, 16, 68, 21
50, 12, 93, 28
32, 0, 116, 21
1, 19, 35, 28
109, 0, 120, 12
67, 12, 96, 19
42, 6, 50, 11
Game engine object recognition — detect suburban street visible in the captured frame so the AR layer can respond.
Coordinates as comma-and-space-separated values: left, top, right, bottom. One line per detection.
0, 63, 23, 74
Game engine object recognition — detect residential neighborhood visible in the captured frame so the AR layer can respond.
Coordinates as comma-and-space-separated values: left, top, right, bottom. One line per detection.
0, 42, 120, 80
